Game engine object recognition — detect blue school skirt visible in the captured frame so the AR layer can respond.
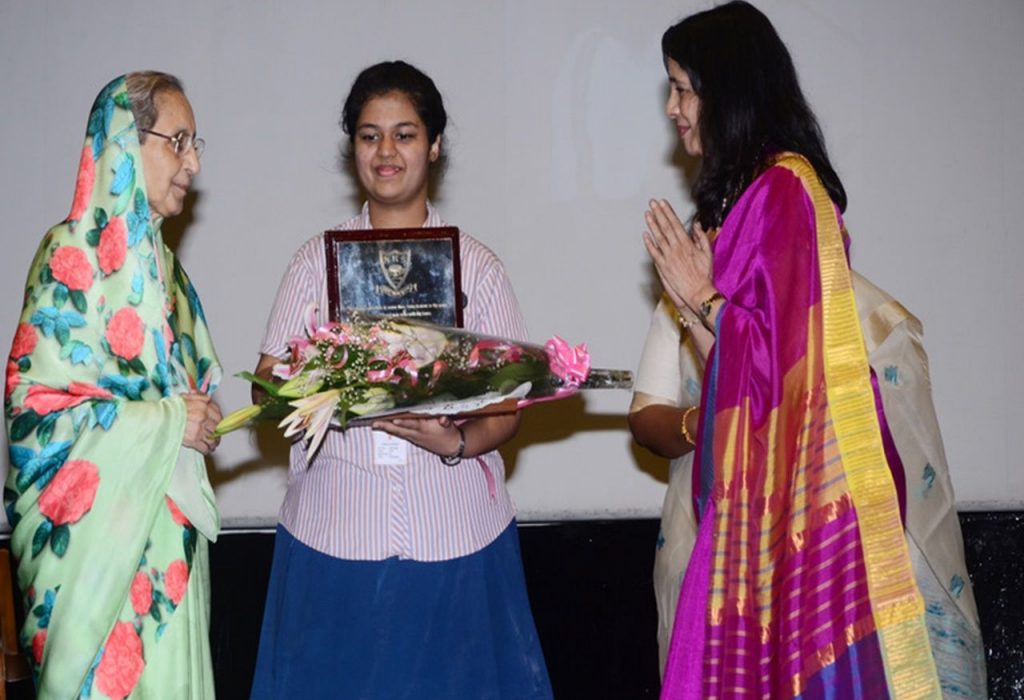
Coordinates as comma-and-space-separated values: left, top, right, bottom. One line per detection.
250, 521, 553, 700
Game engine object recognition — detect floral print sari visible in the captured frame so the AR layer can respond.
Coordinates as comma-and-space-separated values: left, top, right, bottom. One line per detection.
4, 75, 220, 698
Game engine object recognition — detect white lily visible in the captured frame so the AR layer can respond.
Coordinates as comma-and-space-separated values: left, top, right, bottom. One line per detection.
277, 369, 326, 398
277, 388, 341, 460
377, 324, 449, 368
349, 387, 395, 416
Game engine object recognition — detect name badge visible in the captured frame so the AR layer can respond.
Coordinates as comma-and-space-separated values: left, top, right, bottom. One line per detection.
373, 431, 408, 465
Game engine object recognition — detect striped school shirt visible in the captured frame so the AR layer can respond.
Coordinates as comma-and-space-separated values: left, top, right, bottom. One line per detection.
260, 203, 526, 561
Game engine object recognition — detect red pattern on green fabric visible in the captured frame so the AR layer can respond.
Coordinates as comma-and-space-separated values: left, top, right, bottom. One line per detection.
94, 622, 145, 699
5, 75, 221, 697
49, 246, 94, 292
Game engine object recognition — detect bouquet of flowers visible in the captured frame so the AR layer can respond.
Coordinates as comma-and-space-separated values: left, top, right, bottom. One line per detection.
215, 307, 632, 458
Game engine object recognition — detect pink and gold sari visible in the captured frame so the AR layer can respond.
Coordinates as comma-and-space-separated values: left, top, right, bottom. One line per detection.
662, 154, 942, 698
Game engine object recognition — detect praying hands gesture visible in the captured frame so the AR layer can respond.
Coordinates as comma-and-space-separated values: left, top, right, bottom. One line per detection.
642, 199, 717, 315
643, 199, 722, 360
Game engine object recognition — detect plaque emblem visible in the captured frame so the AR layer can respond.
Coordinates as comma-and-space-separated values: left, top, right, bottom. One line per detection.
378, 247, 416, 297
380, 247, 412, 291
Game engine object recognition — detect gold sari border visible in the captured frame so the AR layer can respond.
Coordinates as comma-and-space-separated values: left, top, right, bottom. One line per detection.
773, 154, 940, 698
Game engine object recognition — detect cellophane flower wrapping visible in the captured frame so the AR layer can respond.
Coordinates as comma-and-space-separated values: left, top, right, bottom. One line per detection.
215, 310, 631, 459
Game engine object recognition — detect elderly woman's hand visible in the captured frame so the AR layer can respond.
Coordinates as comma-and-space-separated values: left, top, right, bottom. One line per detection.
182, 392, 222, 455
643, 199, 717, 313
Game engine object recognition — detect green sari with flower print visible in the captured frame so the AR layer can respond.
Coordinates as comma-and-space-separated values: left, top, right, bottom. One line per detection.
4, 75, 220, 698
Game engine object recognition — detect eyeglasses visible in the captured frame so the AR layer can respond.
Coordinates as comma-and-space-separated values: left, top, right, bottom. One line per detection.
140, 129, 206, 159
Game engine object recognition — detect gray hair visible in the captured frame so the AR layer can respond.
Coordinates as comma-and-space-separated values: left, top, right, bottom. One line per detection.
125, 71, 185, 138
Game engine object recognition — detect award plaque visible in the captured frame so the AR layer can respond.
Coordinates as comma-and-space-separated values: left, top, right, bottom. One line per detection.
324, 227, 464, 327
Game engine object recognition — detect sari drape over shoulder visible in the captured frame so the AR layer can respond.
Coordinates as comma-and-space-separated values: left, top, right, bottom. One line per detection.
4, 76, 220, 698
662, 154, 944, 699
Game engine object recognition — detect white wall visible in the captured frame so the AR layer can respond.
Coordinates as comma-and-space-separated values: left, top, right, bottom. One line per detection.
1, 0, 1021, 526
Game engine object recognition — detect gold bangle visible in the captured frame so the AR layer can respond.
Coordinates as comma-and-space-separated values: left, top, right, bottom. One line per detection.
680, 405, 699, 446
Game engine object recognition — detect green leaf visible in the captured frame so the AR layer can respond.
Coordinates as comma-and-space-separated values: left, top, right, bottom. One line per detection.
94, 207, 108, 230
114, 92, 132, 109
50, 524, 70, 557
85, 228, 101, 247
487, 359, 548, 393
9, 410, 42, 442
36, 414, 57, 447
40, 265, 54, 284
150, 601, 163, 623
55, 324, 70, 346
128, 357, 147, 375
236, 371, 281, 398
32, 520, 53, 558
52, 284, 69, 309
70, 290, 88, 314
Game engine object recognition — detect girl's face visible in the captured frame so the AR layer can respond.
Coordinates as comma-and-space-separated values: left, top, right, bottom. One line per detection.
665, 58, 702, 157
354, 91, 440, 212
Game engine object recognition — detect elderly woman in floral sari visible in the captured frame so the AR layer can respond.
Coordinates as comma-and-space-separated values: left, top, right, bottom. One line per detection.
640, 3, 985, 698
4, 72, 222, 698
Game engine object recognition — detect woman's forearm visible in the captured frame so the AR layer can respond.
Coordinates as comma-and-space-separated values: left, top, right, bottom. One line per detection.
628, 403, 698, 459
460, 412, 521, 458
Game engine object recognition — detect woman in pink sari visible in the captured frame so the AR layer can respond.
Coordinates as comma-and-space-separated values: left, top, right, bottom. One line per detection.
642, 2, 984, 698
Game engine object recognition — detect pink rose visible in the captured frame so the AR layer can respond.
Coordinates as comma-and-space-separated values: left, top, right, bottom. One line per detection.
95, 622, 144, 700
37, 460, 100, 526
165, 496, 191, 527
130, 571, 153, 616
97, 217, 128, 275
105, 307, 145, 360
10, 322, 38, 359
49, 246, 94, 292
544, 337, 591, 387
31, 629, 46, 665
5, 360, 19, 400
68, 146, 95, 223
24, 382, 114, 416
164, 559, 189, 605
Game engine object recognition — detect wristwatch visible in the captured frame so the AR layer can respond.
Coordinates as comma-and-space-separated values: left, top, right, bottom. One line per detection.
698, 291, 724, 320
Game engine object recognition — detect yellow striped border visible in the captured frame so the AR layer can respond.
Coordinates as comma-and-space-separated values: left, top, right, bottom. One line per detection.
774, 155, 940, 698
